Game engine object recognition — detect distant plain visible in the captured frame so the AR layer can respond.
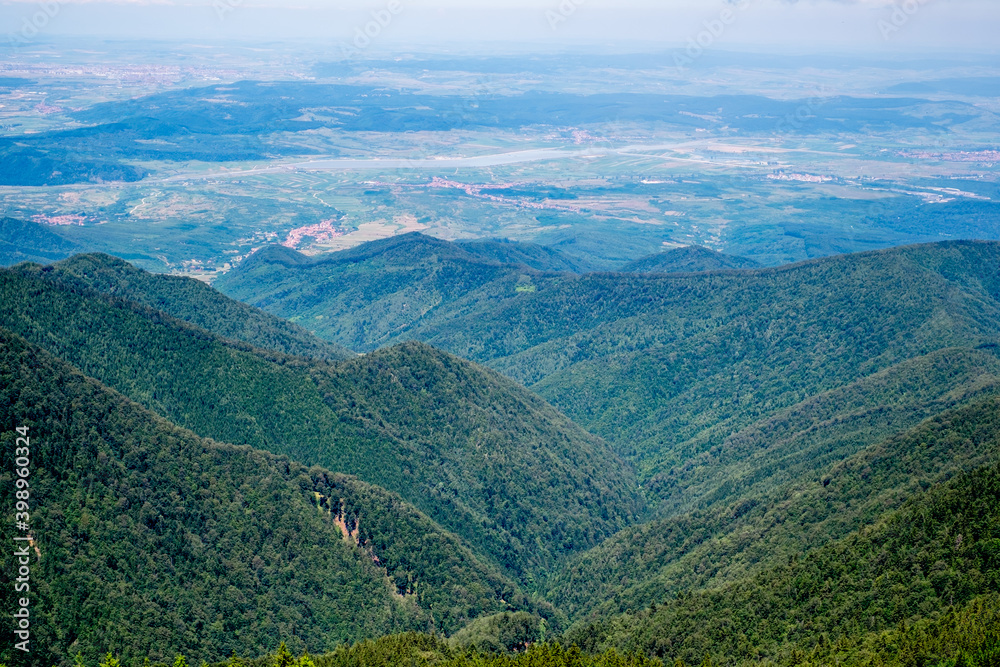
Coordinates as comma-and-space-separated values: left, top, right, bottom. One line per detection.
1, 45, 998, 275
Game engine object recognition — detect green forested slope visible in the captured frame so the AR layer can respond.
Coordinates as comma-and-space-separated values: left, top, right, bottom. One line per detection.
648, 346, 1000, 515
197, 596, 1000, 667
544, 391, 1000, 622
314, 342, 644, 578
0, 328, 538, 667
201, 595, 1000, 667
217, 238, 1000, 519
52, 253, 355, 361
621, 246, 759, 273
456, 238, 596, 273
206, 635, 663, 667
213, 234, 541, 351
0, 217, 78, 266
0, 144, 146, 186
565, 446, 1000, 666
5, 238, 1000, 667
0, 263, 643, 582
801, 593, 1000, 667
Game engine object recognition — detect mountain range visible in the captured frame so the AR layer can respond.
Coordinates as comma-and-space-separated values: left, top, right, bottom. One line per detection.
217, 235, 1000, 516
2, 228, 999, 667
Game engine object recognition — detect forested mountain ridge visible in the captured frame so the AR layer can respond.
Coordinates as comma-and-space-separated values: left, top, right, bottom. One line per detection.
564, 446, 1000, 667
0, 217, 79, 266
213, 233, 573, 351
312, 342, 645, 578
0, 261, 644, 583
0, 328, 543, 666
544, 388, 1000, 622
621, 246, 760, 273
213, 235, 756, 353
456, 238, 598, 273
645, 345, 1000, 515
9, 328, 996, 667
218, 237, 1000, 518
4, 240, 1000, 667
52, 252, 355, 361
194, 592, 1000, 667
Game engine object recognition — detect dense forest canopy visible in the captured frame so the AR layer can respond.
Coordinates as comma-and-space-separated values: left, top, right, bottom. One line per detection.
0, 261, 644, 585
2, 239, 999, 667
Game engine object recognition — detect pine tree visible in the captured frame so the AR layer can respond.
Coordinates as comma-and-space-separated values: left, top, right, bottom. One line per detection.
273, 643, 295, 667
99, 654, 122, 667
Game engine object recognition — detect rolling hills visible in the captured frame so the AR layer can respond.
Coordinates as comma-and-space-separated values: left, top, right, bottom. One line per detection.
213, 235, 760, 352
0, 259, 644, 583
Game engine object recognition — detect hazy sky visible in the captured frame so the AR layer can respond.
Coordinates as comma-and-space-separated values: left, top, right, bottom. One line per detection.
2, 0, 998, 54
